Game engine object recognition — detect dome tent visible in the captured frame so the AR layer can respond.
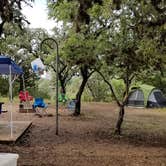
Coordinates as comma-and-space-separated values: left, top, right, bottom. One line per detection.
126, 84, 166, 108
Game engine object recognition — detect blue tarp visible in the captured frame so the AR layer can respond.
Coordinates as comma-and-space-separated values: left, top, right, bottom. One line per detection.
0, 55, 23, 75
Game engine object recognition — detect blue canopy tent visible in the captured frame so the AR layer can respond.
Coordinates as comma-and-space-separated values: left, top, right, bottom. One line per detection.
0, 55, 23, 138
0, 55, 23, 75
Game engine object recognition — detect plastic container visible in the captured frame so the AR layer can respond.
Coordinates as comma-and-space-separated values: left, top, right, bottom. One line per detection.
0, 153, 19, 166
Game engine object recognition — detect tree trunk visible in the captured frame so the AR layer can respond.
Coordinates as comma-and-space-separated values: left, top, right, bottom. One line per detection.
19, 76, 24, 92
73, 76, 88, 116
0, 21, 5, 37
59, 78, 66, 94
115, 104, 125, 135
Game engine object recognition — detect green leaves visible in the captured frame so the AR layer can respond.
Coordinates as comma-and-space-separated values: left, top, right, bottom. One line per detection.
48, 1, 78, 23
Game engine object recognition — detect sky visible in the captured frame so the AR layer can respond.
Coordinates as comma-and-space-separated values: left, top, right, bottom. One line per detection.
22, 0, 54, 78
22, 0, 55, 32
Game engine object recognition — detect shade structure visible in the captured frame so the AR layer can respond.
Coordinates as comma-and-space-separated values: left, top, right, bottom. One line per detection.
0, 55, 23, 75
0, 55, 23, 139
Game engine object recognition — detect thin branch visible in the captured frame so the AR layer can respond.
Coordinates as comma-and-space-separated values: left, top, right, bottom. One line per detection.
96, 69, 121, 107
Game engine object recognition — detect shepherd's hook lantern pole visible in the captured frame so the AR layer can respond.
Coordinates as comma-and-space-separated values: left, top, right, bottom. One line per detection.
40, 38, 59, 135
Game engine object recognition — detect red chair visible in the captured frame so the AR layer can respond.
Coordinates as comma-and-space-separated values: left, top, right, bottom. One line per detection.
19, 91, 33, 102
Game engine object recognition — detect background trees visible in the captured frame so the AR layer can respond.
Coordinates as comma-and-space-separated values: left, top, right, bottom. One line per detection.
47, 0, 166, 133
0, 0, 165, 134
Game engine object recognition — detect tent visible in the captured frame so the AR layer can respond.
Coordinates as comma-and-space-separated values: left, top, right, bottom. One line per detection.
126, 84, 166, 108
0, 55, 23, 138
0, 55, 23, 75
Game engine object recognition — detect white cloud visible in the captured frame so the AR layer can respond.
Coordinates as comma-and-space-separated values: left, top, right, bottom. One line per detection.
22, 0, 55, 33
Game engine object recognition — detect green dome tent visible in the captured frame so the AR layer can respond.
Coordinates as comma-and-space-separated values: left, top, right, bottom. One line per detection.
126, 84, 166, 108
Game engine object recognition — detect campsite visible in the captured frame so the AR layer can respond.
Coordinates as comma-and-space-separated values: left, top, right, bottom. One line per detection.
0, 102, 166, 166
0, 0, 166, 166
0, 56, 166, 165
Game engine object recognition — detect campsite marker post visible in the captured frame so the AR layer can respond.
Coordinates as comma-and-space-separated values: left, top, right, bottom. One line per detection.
40, 38, 59, 135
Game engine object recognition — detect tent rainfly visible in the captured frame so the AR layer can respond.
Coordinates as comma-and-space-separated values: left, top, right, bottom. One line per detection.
126, 84, 166, 108
0, 55, 23, 138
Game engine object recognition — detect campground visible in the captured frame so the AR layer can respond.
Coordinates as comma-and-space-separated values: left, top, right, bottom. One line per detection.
0, 102, 166, 166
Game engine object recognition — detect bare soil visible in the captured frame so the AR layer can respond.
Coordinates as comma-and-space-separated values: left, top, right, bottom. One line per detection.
0, 102, 166, 166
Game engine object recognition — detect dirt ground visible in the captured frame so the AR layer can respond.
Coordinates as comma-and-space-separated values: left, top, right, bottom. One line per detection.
0, 102, 166, 166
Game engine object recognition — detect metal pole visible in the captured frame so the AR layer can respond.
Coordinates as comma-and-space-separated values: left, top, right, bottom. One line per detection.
40, 38, 59, 135
9, 65, 13, 138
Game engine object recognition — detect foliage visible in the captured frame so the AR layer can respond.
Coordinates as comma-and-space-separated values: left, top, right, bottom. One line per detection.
0, 0, 34, 37
142, 72, 166, 95
0, 23, 50, 92
66, 76, 81, 99
0, 76, 9, 96
35, 78, 52, 99
86, 73, 112, 102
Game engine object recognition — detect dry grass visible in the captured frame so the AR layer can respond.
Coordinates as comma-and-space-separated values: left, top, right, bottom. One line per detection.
0, 102, 166, 166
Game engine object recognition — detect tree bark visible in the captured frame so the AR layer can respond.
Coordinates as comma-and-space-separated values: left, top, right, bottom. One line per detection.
19, 76, 24, 92
59, 77, 66, 94
115, 104, 125, 135
97, 70, 127, 135
0, 21, 5, 37
73, 75, 88, 116
73, 66, 94, 116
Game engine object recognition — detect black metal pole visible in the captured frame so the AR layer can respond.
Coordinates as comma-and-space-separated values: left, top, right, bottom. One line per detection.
40, 38, 59, 135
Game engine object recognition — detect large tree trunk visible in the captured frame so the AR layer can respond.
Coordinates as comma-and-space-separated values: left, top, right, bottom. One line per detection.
115, 104, 125, 135
59, 78, 66, 94
73, 66, 94, 116
73, 76, 88, 116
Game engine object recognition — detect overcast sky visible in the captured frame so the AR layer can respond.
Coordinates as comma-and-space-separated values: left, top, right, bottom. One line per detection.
22, 0, 55, 32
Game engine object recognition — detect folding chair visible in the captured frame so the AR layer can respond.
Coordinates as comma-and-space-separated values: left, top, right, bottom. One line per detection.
67, 99, 76, 111
19, 91, 33, 110
19, 91, 33, 102
33, 98, 48, 117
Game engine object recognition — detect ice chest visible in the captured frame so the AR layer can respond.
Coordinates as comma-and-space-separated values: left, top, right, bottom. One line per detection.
0, 153, 19, 166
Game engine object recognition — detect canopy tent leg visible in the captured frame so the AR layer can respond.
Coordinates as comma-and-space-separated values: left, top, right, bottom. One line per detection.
9, 64, 13, 138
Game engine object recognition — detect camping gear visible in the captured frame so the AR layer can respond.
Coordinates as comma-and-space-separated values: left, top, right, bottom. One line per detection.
67, 99, 76, 111
33, 98, 48, 116
31, 58, 45, 75
19, 91, 34, 112
19, 91, 33, 102
0, 153, 19, 166
0, 56, 23, 75
126, 84, 166, 108
0, 55, 23, 138
58, 93, 68, 103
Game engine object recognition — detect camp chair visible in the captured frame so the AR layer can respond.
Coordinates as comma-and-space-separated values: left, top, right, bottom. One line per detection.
67, 99, 76, 111
58, 93, 68, 103
19, 91, 33, 102
58, 93, 68, 111
33, 98, 48, 117
19, 91, 33, 109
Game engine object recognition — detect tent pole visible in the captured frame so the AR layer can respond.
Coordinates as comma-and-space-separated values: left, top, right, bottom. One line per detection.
9, 65, 13, 138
